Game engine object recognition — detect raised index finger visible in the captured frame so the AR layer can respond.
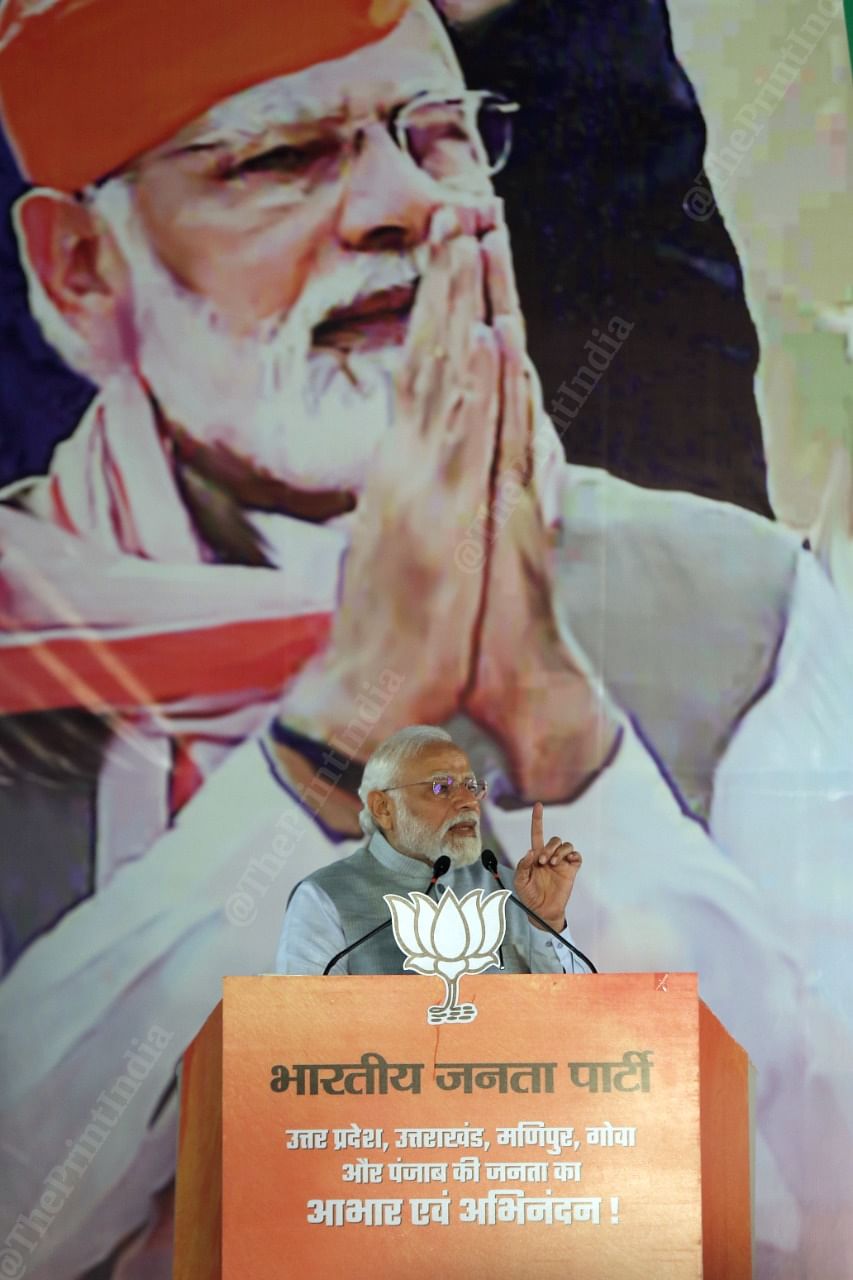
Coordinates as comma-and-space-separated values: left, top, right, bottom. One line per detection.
530, 800, 544, 853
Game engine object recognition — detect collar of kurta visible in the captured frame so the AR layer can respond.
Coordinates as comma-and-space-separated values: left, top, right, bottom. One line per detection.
367, 829, 438, 885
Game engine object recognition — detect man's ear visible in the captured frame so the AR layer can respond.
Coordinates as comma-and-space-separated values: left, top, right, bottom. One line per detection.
14, 188, 131, 339
368, 790, 394, 833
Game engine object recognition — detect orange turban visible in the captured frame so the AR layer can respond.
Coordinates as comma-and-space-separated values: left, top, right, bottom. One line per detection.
0, 0, 409, 191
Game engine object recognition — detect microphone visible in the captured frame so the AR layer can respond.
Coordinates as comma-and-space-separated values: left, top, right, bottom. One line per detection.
322, 854, 452, 975
480, 849, 597, 974
431, 854, 452, 884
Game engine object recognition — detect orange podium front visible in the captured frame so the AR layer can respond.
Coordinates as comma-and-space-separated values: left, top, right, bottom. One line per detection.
175, 973, 752, 1279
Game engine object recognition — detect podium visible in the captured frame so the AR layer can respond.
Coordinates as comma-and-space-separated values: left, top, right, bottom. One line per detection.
175, 973, 752, 1279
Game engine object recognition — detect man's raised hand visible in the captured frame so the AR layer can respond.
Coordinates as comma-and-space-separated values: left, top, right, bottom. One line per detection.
513, 801, 583, 933
277, 201, 502, 752
463, 204, 619, 800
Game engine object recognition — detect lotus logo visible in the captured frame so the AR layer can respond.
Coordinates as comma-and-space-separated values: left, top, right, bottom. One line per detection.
383, 888, 510, 1023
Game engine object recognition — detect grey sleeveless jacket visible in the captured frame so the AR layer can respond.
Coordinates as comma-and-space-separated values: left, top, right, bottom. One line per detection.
306, 832, 565, 976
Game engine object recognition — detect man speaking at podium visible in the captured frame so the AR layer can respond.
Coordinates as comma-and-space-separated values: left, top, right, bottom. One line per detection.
277, 726, 591, 975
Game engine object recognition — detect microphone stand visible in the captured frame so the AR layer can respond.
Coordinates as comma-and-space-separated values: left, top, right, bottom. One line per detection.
481, 849, 597, 974
322, 853, 452, 975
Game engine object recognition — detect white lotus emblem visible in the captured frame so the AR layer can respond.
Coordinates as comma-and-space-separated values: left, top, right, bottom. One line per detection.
383, 888, 510, 1023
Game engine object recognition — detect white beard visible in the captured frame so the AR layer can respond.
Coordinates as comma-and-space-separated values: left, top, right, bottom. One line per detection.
92, 180, 424, 494
394, 803, 482, 868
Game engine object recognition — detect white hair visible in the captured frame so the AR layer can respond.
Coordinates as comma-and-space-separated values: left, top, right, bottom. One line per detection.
358, 725, 453, 836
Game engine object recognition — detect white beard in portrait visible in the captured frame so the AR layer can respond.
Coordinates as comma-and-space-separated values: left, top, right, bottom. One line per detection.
87, 177, 429, 496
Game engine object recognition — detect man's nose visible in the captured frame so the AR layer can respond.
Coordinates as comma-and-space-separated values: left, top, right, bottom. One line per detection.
451, 786, 479, 812
337, 123, 440, 253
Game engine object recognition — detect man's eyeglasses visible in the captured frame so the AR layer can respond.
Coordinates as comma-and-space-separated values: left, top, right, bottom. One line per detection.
383, 775, 488, 801
387, 90, 518, 182
114, 89, 519, 199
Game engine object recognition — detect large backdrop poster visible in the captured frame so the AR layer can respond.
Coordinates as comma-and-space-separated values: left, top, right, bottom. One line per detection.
0, 1, 851, 1276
